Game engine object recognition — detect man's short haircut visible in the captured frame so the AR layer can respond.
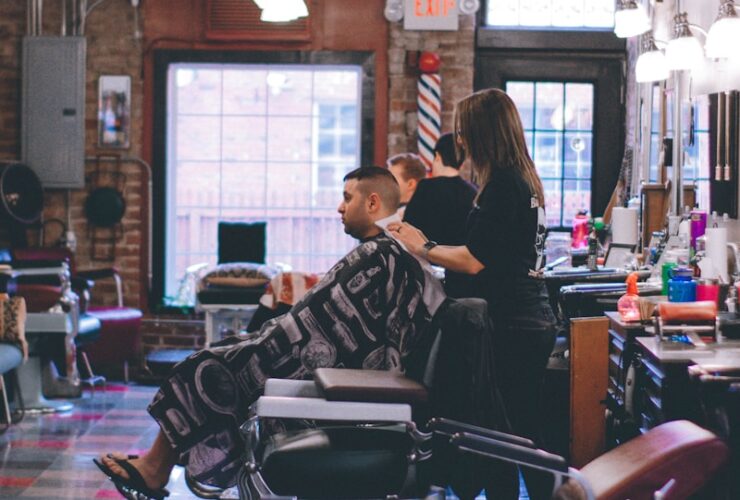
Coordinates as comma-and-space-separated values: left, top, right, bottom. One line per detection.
343, 166, 401, 211
386, 153, 427, 182
434, 133, 464, 169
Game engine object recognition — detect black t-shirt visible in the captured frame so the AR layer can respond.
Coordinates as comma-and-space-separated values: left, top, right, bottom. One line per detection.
404, 176, 477, 245
404, 176, 477, 298
466, 168, 546, 309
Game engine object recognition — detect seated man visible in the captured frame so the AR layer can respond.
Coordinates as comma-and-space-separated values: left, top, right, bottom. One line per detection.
95, 166, 446, 497
387, 153, 427, 218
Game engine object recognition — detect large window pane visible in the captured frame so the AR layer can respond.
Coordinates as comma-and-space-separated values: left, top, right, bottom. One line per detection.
508, 80, 594, 228
507, 82, 534, 129
176, 68, 222, 115
486, 0, 614, 29
534, 83, 563, 130
166, 64, 362, 299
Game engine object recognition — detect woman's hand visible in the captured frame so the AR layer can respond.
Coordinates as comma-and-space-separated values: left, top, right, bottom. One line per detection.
387, 222, 427, 257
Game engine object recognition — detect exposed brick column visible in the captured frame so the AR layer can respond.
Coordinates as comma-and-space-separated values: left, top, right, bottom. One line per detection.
387, 15, 475, 162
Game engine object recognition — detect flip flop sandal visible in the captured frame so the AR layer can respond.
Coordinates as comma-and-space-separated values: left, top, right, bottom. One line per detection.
93, 457, 170, 500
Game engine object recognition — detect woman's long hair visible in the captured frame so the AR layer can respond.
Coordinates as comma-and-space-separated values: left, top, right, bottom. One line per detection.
454, 88, 545, 206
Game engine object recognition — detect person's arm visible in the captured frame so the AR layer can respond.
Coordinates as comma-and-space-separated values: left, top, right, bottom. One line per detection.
387, 221, 484, 275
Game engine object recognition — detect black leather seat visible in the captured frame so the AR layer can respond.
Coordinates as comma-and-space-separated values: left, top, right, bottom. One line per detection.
260, 426, 413, 498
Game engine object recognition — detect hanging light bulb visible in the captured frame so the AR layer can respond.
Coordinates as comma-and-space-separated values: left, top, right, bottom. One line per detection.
705, 1, 740, 59
635, 34, 669, 83
665, 12, 704, 71
613, 0, 650, 38
383, 0, 404, 22
259, 0, 308, 23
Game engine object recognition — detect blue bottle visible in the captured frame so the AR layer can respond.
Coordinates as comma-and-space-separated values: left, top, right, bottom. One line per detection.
667, 266, 696, 302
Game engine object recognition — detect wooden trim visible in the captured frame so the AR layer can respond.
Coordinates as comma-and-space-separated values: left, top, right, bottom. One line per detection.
476, 27, 625, 52
569, 316, 609, 468
205, 0, 312, 41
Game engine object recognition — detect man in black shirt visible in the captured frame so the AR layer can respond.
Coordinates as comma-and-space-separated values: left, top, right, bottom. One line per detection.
404, 133, 477, 297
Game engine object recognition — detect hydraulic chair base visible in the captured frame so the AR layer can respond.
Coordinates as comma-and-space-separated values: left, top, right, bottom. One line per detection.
16, 358, 73, 413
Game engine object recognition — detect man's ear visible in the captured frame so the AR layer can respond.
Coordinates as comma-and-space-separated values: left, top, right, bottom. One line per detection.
366, 192, 381, 213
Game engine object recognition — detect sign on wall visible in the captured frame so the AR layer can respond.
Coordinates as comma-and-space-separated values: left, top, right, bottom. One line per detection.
404, 0, 458, 31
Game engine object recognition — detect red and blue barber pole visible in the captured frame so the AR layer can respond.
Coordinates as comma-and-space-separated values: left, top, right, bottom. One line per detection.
417, 51, 441, 173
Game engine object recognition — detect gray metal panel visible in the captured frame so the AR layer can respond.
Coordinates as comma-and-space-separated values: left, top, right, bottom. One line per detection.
21, 37, 86, 189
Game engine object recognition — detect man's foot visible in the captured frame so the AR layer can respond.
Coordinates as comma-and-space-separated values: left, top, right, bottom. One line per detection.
95, 453, 170, 499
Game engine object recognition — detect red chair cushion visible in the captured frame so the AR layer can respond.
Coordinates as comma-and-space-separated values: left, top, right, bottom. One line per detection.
580, 420, 729, 500
83, 306, 143, 365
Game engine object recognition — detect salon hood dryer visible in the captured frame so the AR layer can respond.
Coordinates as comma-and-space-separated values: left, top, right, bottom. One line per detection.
0, 162, 44, 247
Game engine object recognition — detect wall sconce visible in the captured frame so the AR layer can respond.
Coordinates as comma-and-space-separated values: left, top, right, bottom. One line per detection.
705, 1, 740, 59
636, 33, 669, 83
665, 12, 705, 71
614, 0, 650, 38
253, 0, 308, 23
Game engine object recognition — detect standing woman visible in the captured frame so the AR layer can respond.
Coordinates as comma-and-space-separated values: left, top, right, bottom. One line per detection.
389, 88, 556, 499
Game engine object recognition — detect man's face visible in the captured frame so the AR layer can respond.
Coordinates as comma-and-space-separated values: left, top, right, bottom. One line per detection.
338, 179, 372, 239
388, 164, 415, 204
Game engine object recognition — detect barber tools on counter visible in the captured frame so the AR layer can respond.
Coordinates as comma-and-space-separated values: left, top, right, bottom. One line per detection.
654, 301, 720, 347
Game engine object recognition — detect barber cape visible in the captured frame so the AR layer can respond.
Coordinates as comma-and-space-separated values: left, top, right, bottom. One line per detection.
242, 233, 446, 375
149, 233, 447, 488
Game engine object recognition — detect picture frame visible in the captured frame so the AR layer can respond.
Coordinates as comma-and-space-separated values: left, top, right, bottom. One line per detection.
604, 242, 636, 269
97, 75, 131, 149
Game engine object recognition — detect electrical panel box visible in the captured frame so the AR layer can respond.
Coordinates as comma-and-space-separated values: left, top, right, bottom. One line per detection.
21, 36, 86, 189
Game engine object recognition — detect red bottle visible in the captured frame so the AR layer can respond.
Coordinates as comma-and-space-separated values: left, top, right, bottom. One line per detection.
572, 212, 589, 249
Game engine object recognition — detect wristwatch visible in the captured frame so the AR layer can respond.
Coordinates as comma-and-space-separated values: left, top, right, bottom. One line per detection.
422, 240, 438, 259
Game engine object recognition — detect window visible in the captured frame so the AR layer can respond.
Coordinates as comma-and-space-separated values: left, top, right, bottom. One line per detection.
507, 81, 594, 227
485, 0, 614, 29
648, 89, 710, 211
164, 63, 362, 299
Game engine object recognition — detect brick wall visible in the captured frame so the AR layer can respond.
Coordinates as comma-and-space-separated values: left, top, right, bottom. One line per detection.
387, 15, 475, 164
0, 3, 477, 362
0, 1, 146, 310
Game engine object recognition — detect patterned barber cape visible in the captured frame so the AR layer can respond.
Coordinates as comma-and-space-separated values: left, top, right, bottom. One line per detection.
148, 233, 445, 487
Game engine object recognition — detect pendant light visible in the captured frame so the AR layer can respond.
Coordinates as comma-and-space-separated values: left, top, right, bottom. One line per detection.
665, 13, 705, 71
614, 0, 650, 38
636, 33, 669, 83
705, 1, 740, 59
255, 0, 309, 23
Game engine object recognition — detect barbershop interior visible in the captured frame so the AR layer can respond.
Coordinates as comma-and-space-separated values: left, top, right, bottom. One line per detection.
2, 0, 740, 498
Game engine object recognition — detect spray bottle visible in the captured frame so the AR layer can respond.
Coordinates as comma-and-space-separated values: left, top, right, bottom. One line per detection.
618, 272, 641, 322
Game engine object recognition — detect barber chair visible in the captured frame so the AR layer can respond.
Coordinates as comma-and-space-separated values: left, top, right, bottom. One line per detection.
690, 363, 740, 498
450, 419, 729, 499
12, 247, 142, 384
193, 297, 509, 500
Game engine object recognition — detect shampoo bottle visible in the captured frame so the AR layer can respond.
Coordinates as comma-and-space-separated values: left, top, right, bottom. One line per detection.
618, 272, 641, 322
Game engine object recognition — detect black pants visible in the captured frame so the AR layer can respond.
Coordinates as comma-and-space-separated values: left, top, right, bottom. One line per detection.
487, 283, 558, 500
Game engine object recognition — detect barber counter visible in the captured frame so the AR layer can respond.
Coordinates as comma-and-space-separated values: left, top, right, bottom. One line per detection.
606, 310, 740, 496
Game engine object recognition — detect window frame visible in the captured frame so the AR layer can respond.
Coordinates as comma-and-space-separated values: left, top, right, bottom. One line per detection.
151, 49, 376, 308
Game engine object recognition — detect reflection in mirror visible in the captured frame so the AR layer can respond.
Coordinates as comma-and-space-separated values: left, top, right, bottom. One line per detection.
709, 91, 739, 218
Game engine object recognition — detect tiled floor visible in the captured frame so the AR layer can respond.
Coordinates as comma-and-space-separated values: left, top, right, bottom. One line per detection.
0, 383, 526, 499
0, 384, 204, 499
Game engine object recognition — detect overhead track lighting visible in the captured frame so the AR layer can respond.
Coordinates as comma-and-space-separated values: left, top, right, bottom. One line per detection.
614, 0, 650, 38
635, 33, 669, 83
665, 12, 705, 71
705, 1, 740, 59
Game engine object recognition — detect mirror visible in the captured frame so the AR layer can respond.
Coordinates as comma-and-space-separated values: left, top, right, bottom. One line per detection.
97, 75, 131, 149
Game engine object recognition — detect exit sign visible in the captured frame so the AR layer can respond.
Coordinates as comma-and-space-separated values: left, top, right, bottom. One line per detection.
404, 0, 459, 31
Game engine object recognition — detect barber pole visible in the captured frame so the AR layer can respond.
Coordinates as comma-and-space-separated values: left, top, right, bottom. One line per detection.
417, 51, 441, 172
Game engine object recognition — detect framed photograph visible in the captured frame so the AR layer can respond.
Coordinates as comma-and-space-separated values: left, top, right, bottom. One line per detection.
98, 75, 131, 148
605, 242, 636, 269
